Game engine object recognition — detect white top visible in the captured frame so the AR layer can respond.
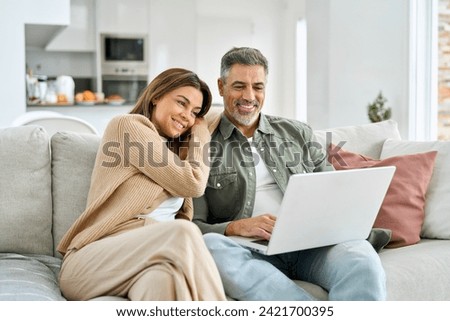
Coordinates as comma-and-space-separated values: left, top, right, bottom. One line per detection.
249, 138, 283, 217
138, 197, 184, 222
137, 135, 184, 222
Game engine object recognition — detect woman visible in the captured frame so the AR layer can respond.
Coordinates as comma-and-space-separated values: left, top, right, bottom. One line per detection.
57, 68, 226, 301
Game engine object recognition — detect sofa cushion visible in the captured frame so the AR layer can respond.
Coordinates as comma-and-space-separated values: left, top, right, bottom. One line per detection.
328, 145, 437, 248
0, 126, 53, 255
0, 253, 64, 300
381, 139, 450, 240
380, 239, 450, 300
314, 119, 402, 159
51, 131, 100, 257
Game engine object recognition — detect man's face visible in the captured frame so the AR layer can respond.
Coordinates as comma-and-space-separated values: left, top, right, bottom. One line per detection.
218, 64, 266, 133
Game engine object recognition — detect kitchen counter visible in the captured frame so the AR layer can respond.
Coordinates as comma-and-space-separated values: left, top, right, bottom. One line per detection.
27, 102, 134, 108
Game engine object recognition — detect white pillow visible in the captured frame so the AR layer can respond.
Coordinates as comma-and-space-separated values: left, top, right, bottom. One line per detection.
314, 120, 402, 159
381, 139, 450, 239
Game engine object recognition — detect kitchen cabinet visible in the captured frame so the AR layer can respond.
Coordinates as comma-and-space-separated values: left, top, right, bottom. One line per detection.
96, 0, 149, 34
45, 0, 95, 52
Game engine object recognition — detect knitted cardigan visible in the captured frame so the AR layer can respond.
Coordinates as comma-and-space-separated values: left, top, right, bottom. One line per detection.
57, 114, 211, 255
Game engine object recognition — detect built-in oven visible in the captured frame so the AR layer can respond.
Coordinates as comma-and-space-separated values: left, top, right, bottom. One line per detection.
102, 75, 147, 104
100, 33, 148, 103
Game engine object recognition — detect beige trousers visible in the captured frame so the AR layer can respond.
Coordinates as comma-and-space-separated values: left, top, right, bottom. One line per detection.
59, 220, 226, 301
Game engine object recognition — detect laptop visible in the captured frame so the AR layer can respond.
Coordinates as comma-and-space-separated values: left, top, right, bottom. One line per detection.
228, 166, 396, 255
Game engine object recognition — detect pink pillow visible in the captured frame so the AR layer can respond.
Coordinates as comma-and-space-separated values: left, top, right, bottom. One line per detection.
328, 144, 437, 248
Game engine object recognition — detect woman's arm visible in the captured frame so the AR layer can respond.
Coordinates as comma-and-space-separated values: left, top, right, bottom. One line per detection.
114, 115, 211, 197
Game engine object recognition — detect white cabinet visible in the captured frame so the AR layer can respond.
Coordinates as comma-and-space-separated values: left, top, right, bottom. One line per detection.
45, 0, 95, 52
96, 0, 149, 34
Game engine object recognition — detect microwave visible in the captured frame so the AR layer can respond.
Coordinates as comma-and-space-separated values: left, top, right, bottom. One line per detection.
100, 33, 148, 76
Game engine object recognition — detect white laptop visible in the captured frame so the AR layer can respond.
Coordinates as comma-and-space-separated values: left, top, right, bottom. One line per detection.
228, 166, 396, 255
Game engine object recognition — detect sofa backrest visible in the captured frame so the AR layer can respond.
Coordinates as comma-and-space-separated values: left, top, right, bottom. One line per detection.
0, 126, 53, 255
51, 131, 100, 257
48, 118, 403, 257
314, 119, 402, 159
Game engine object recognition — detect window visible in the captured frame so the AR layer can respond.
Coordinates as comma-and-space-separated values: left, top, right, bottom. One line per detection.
438, 0, 450, 140
409, 0, 438, 141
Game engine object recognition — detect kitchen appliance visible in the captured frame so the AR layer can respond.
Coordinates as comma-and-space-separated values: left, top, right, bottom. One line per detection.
100, 33, 148, 103
102, 74, 147, 104
100, 33, 148, 76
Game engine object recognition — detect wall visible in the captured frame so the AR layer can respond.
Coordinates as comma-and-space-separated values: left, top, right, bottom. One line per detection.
0, 0, 70, 128
148, 0, 197, 77
306, 0, 410, 138
139, 0, 412, 137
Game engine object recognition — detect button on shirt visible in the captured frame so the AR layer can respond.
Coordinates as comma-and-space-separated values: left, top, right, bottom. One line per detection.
193, 113, 333, 235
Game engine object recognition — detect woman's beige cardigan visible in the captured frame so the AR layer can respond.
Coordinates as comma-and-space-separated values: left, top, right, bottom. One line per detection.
57, 114, 211, 256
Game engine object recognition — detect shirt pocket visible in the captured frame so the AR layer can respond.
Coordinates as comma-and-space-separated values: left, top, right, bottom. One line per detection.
205, 169, 241, 219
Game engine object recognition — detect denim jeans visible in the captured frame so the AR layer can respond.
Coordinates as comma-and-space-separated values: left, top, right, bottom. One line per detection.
203, 233, 386, 301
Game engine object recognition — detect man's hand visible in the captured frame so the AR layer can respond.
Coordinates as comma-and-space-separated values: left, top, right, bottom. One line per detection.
225, 214, 277, 240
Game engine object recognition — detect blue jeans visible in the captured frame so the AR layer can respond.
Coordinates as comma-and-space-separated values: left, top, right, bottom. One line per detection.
203, 233, 386, 301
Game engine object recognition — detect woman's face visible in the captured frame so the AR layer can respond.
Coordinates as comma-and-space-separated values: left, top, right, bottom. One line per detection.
151, 86, 203, 138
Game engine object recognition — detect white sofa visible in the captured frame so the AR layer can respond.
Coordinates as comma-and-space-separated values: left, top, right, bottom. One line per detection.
1, 118, 450, 300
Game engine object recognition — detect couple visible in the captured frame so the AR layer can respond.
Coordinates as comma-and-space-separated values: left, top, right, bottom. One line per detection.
57, 47, 386, 301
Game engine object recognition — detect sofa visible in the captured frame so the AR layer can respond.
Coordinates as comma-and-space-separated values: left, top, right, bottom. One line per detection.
1, 115, 450, 301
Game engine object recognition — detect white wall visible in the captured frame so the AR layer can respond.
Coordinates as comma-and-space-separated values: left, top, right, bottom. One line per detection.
306, 0, 410, 138
148, 0, 197, 76
147, 0, 412, 136
148, 0, 305, 118
0, 0, 70, 128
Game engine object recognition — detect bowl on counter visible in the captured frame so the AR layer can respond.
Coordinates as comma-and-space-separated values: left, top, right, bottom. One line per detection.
105, 99, 126, 106
76, 100, 97, 106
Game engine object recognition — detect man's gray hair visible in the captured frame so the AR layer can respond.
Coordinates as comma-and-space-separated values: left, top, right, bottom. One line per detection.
220, 47, 269, 82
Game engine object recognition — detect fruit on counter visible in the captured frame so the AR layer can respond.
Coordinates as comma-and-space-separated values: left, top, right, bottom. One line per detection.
57, 94, 68, 103
75, 90, 97, 103
75, 92, 84, 102
83, 90, 96, 101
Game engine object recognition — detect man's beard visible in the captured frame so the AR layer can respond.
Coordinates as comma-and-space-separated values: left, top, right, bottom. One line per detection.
229, 100, 260, 126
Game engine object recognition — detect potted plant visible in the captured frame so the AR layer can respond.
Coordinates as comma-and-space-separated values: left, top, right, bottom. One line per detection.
368, 91, 392, 123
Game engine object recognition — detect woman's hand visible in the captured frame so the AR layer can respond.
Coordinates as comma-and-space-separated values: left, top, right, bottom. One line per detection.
225, 214, 277, 240
193, 116, 206, 127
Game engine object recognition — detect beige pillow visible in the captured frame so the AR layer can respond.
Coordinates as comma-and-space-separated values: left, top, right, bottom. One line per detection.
0, 126, 53, 255
381, 139, 450, 239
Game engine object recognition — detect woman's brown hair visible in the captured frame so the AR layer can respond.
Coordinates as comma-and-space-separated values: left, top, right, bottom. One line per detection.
129, 68, 212, 155
130, 68, 212, 119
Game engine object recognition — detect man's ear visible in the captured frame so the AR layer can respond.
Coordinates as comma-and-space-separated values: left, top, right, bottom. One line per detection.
218, 78, 224, 96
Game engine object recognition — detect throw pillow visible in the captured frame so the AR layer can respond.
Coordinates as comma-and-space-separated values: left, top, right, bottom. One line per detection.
328, 144, 437, 248
381, 139, 450, 239
314, 119, 402, 159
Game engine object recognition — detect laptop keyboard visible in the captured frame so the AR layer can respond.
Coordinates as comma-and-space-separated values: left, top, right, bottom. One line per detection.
252, 239, 269, 246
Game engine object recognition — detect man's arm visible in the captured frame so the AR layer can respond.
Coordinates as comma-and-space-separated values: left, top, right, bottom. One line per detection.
192, 195, 230, 235
193, 196, 276, 240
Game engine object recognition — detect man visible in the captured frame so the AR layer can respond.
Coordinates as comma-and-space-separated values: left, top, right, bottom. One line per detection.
193, 47, 386, 300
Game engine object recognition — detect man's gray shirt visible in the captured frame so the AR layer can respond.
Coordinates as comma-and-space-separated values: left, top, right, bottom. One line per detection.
193, 113, 333, 235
